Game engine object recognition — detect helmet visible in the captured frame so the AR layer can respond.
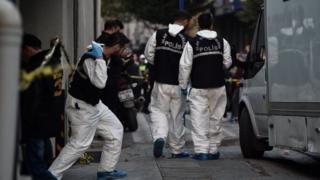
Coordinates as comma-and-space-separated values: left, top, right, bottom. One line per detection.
139, 54, 145, 59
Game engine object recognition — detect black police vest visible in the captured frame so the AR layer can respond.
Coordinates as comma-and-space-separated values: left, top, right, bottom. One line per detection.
154, 28, 188, 85
189, 36, 225, 88
69, 55, 103, 105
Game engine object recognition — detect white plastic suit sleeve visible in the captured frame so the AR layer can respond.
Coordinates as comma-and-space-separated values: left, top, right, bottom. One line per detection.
179, 42, 193, 89
223, 38, 232, 69
83, 58, 108, 89
144, 32, 157, 65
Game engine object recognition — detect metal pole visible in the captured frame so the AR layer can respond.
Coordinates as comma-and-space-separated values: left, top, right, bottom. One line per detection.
0, 1, 22, 180
179, 0, 185, 10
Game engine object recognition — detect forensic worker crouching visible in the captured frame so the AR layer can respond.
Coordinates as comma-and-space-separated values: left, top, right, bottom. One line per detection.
49, 32, 130, 180
179, 13, 232, 160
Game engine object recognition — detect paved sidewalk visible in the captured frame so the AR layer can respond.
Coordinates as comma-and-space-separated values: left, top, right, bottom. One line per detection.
63, 143, 163, 180
62, 143, 242, 180
62, 113, 239, 180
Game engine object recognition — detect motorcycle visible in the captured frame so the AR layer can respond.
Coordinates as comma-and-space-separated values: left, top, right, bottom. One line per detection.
117, 68, 145, 132
117, 77, 137, 132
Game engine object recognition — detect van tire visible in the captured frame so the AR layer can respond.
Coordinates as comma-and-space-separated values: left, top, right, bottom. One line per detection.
239, 108, 265, 158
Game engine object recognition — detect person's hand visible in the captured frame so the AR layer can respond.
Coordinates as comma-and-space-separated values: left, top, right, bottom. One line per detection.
84, 41, 103, 59
181, 88, 188, 96
120, 47, 132, 59
230, 67, 238, 76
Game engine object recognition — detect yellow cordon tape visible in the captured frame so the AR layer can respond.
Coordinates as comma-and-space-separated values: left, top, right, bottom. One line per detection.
128, 75, 145, 80
20, 65, 63, 91
20, 37, 74, 91
225, 78, 241, 85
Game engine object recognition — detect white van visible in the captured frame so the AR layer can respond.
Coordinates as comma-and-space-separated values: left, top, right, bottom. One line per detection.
239, 0, 320, 158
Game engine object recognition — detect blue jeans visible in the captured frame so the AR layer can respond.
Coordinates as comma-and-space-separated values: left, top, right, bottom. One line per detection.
25, 138, 57, 180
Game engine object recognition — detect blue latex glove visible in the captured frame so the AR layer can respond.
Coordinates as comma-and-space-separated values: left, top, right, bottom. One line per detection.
84, 41, 103, 59
181, 88, 188, 96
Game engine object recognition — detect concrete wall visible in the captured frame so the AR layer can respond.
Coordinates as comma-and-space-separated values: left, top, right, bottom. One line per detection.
62, 0, 75, 63
19, 0, 100, 63
19, 0, 63, 49
76, 0, 95, 59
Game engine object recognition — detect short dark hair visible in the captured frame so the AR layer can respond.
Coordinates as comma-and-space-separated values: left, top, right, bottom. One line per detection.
173, 10, 191, 22
114, 19, 124, 29
104, 20, 116, 30
104, 19, 124, 31
112, 32, 130, 47
22, 33, 42, 49
198, 13, 213, 29
97, 32, 130, 47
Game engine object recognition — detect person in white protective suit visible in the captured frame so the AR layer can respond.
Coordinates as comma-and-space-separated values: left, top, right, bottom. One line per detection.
179, 13, 232, 160
49, 32, 130, 180
144, 10, 192, 158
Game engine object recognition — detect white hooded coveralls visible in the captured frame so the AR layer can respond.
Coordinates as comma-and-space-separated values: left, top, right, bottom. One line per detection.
144, 24, 187, 154
179, 30, 232, 154
49, 58, 124, 180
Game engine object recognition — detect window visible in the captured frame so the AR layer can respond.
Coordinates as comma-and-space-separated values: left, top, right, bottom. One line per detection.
244, 11, 265, 79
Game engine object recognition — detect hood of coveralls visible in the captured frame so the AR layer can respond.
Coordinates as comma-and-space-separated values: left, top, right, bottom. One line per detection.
168, 23, 184, 37
196, 30, 218, 40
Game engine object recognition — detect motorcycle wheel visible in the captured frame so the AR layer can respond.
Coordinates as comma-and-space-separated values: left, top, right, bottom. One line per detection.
125, 108, 138, 132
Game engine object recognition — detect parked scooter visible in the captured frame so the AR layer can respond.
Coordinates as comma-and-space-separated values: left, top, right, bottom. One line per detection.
126, 73, 145, 112
117, 72, 139, 132
116, 55, 148, 132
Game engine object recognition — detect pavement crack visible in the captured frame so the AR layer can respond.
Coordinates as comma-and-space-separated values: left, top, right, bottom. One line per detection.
154, 159, 165, 180
244, 160, 270, 177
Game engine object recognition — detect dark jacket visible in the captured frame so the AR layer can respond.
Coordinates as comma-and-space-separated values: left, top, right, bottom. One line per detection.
20, 50, 64, 141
